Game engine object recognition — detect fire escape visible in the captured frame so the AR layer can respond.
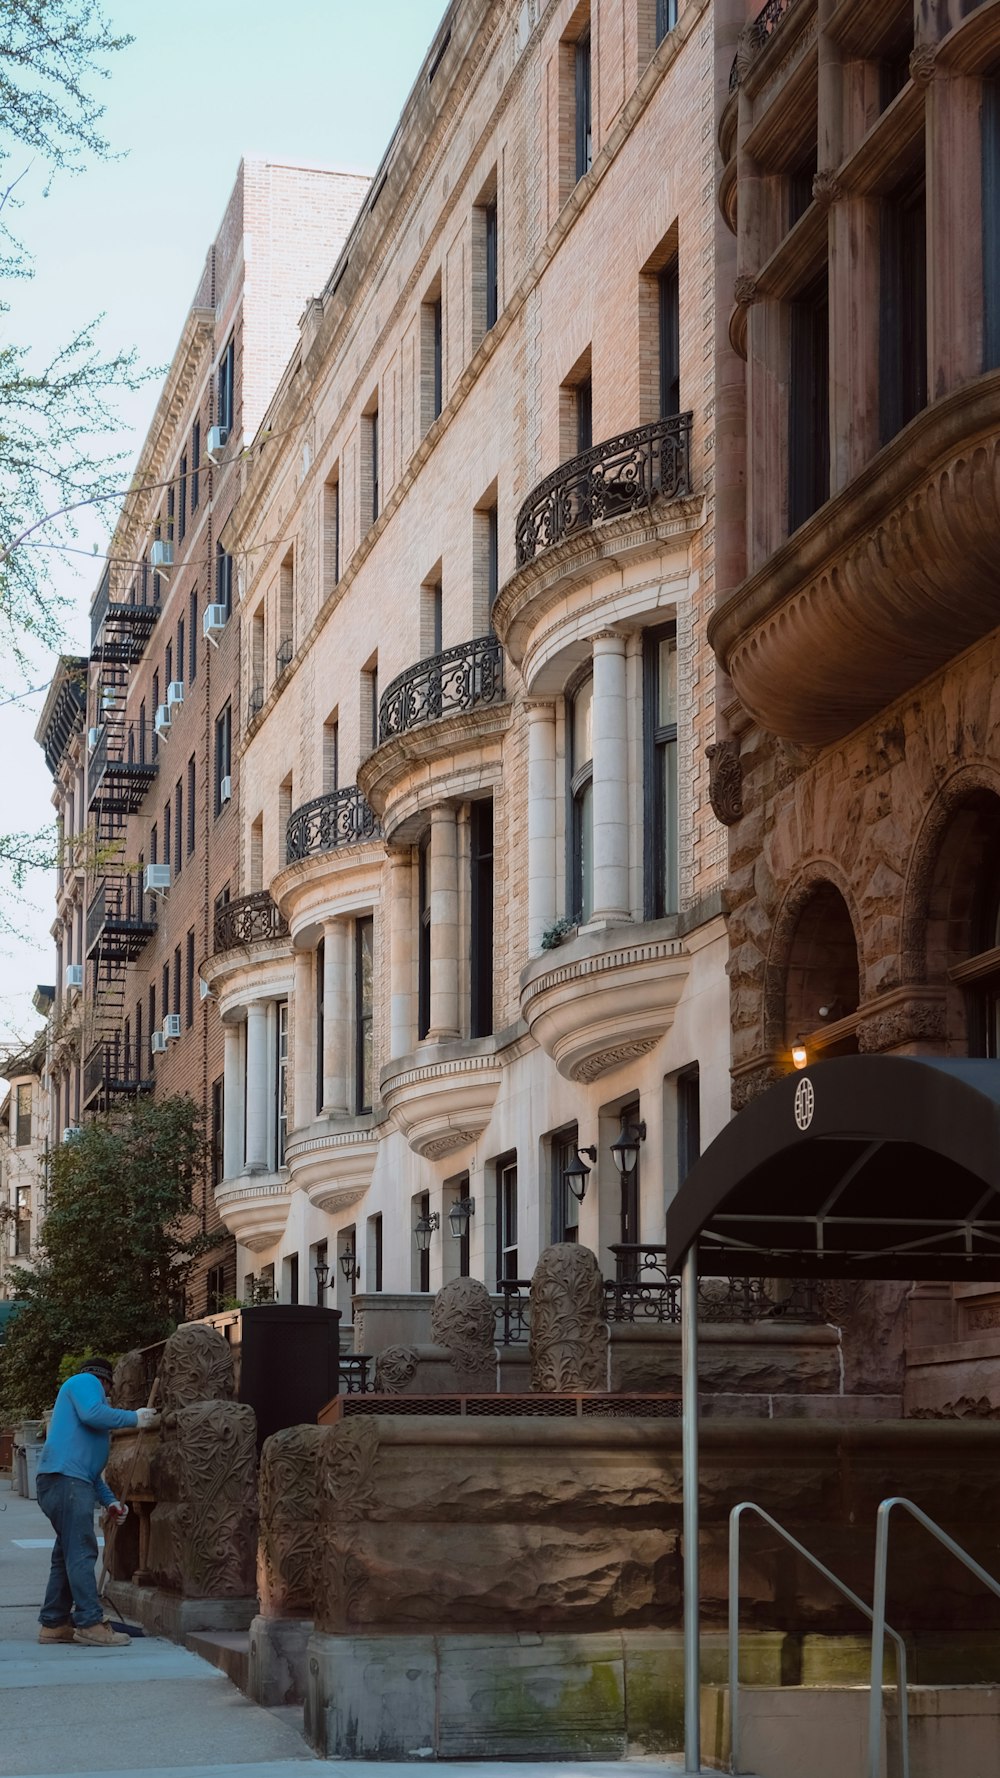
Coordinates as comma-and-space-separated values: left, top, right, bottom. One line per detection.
83, 560, 160, 1112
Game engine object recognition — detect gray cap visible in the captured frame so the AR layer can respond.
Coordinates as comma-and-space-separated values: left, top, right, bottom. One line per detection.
78, 1357, 115, 1386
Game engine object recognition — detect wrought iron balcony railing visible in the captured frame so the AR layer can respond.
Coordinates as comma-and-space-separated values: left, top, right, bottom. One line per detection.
82, 1036, 154, 1110
602, 1245, 820, 1324
213, 891, 289, 954
378, 633, 505, 744
729, 0, 802, 92
495, 1279, 532, 1347
248, 682, 265, 721
515, 413, 693, 567
285, 784, 381, 865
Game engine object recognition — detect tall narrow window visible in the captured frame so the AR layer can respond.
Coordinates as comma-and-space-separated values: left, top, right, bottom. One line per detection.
187, 756, 196, 854
217, 335, 235, 435
315, 937, 325, 1116
470, 798, 494, 1038
172, 945, 181, 1018
313, 1239, 327, 1305
277, 548, 293, 676
191, 420, 201, 511
368, 1214, 384, 1292
177, 615, 185, 688
189, 590, 198, 682
214, 702, 232, 815
880, 182, 927, 445
165, 641, 173, 692
216, 545, 233, 617
984, 82, 1000, 370
166, 485, 175, 543
569, 674, 594, 923
324, 471, 340, 592
174, 778, 183, 876
152, 671, 160, 759
551, 1126, 581, 1244
354, 916, 374, 1115
15, 1083, 32, 1147
487, 503, 499, 612
485, 199, 498, 328
656, 0, 677, 44
276, 1000, 289, 1166
619, 1099, 641, 1247
185, 929, 195, 1028
361, 654, 379, 756
364, 402, 380, 525
211, 1078, 223, 1187
789, 272, 830, 532
177, 456, 187, 543
417, 833, 431, 1041
417, 1191, 431, 1292
323, 714, 339, 794
659, 256, 680, 417
575, 29, 592, 182
496, 1153, 518, 1284
644, 625, 678, 917
577, 374, 593, 454
450, 1176, 471, 1277
677, 1064, 701, 1182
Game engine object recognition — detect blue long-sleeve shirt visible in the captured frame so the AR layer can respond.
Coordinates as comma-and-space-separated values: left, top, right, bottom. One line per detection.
37, 1373, 138, 1507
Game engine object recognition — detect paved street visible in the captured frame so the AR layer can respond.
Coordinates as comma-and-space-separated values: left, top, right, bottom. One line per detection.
1, 1485, 705, 1778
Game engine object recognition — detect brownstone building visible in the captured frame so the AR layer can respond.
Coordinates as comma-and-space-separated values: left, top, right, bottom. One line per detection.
713, 0, 1000, 1405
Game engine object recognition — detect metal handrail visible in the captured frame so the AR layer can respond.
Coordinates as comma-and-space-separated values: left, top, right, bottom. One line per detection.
868, 1497, 1000, 1778
729, 1502, 909, 1778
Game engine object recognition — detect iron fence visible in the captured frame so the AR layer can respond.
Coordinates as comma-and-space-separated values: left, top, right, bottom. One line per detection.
377, 633, 504, 743
514, 414, 692, 566
285, 784, 381, 864
213, 891, 288, 953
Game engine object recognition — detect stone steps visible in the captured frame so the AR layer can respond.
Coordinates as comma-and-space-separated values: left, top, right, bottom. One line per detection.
701, 1681, 1000, 1778
186, 1629, 249, 1692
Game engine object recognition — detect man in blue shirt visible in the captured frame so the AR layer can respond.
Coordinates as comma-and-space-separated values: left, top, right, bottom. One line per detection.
36, 1356, 158, 1647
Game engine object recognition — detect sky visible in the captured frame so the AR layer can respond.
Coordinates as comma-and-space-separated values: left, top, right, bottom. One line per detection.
0, 0, 447, 1060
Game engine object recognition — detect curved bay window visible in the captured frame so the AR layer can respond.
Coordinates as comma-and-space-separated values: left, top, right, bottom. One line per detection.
568, 673, 594, 924
644, 625, 678, 917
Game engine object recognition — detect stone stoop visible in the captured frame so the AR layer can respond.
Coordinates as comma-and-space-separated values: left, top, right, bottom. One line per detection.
701, 1682, 1000, 1778
186, 1629, 250, 1693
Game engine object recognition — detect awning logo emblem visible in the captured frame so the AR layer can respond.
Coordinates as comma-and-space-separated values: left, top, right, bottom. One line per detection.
794, 1076, 815, 1131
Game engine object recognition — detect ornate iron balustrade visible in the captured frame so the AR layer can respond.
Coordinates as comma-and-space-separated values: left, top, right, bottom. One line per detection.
603, 1245, 820, 1324
285, 785, 381, 864
729, 0, 802, 92
515, 414, 693, 566
248, 681, 265, 721
275, 637, 293, 678
339, 1354, 373, 1395
495, 1279, 532, 1346
213, 891, 289, 954
378, 633, 505, 744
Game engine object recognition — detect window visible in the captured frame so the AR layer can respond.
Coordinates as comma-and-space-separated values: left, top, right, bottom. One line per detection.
276, 1000, 289, 1166
880, 181, 927, 446
177, 614, 185, 686
577, 374, 593, 454
216, 544, 233, 617
211, 1078, 223, 1188
177, 456, 187, 543
174, 778, 183, 876
166, 485, 175, 543
354, 917, 374, 1114
361, 654, 379, 756
191, 420, 201, 511
417, 1190, 431, 1293
659, 256, 680, 417
322, 713, 339, 794
486, 502, 498, 612
163, 798, 171, 868
165, 640, 173, 691
313, 1239, 328, 1305
470, 799, 494, 1038
656, 0, 677, 44
643, 625, 678, 917
474, 493, 499, 631
173, 945, 181, 1017
315, 936, 325, 1116
161, 962, 170, 1025
984, 82, 1000, 370
569, 673, 594, 923
677, 1064, 701, 1182
789, 272, 830, 532
217, 335, 235, 435
14, 1083, 31, 1147
417, 832, 431, 1041
421, 286, 444, 430
363, 400, 379, 525
214, 703, 232, 815
368, 1213, 383, 1292
206, 1260, 225, 1313
619, 1099, 641, 1246
152, 671, 160, 758
16, 1186, 30, 1254
187, 756, 196, 854
551, 1126, 581, 1244
138, 699, 147, 764
449, 1176, 471, 1277
324, 471, 340, 591
277, 547, 294, 674
485, 198, 498, 329
575, 29, 592, 182
421, 574, 443, 658
496, 1153, 518, 1284
185, 929, 195, 1028
149, 981, 156, 1043
284, 1253, 299, 1305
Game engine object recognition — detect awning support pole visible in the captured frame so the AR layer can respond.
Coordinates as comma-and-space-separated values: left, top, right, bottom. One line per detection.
681, 1242, 701, 1772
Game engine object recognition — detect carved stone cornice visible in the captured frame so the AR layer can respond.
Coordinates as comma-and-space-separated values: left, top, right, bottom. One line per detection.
709, 370, 1000, 746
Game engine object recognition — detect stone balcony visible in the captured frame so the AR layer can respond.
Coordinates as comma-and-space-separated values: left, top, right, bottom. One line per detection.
520, 918, 691, 1083
358, 635, 510, 840
215, 1169, 291, 1253
709, 372, 1000, 745
380, 1038, 504, 1160
272, 786, 384, 937
284, 1118, 379, 1215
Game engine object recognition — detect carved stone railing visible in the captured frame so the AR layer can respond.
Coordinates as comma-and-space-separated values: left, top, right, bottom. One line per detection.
213, 891, 288, 953
285, 784, 381, 864
495, 1279, 532, 1347
729, 0, 803, 92
602, 1245, 821, 1324
377, 633, 504, 743
514, 414, 693, 566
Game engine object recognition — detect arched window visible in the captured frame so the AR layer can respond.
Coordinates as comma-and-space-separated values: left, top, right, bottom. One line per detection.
783, 882, 860, 1059
926, 794, 1000, 1056
568, 674, 593, 923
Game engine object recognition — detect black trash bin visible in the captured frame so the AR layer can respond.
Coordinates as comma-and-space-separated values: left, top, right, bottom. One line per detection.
238, 1304, 341, 1449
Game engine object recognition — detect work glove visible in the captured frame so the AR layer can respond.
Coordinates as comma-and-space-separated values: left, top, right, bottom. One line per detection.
135, 1407, 159, 1430
104, 1501, 128, 1525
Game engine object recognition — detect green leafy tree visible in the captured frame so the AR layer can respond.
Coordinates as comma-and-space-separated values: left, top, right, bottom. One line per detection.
0, 1095, 210, 1417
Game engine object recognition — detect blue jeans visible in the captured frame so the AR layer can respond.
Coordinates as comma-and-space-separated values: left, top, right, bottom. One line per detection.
35, 1472, 103, 1628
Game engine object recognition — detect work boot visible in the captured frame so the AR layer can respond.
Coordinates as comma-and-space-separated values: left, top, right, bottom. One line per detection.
37, 1623, 76, 1644
73, 1620, 131, 1647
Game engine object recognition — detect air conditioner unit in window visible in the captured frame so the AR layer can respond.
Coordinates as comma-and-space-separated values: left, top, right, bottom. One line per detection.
100, 687, 118, 711
144, 863, 171, 896
206, 424, 229, 463
154, 703, 172, 739
219, 774, 232, 805
150, 539, 173, 574
203, 603, 228, 645
62, 1126, 82, 1142
65, 964, 83, 990
199, 978, 213, 1001
167, 680, 184, 711
150, 1030, 167, 1055
87, 726, 101, 750
163, 1013, 181, 1040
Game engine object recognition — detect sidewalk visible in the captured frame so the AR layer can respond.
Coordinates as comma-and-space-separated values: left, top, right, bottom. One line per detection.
1, 1484, 708, 1778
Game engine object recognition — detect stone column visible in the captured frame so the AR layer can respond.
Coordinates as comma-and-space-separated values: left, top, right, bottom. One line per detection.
590, 630, 630, 924
245, 1001, 269, 1172
322, 918, 349, 1114
526, 701, 557, 955
925, 68, 984, 396
388, 848, 413, 1058
292, 949, 313, 1131
827, 186, 880, 494
428, 803, 460, 1041
222, 1022, 244, 1181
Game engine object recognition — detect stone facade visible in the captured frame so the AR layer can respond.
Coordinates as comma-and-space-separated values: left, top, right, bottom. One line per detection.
0, 1035, 48, 1295
208, 0, 732, 1333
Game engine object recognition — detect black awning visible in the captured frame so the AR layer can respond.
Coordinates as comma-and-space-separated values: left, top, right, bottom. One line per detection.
664, 1055, 1000, 1281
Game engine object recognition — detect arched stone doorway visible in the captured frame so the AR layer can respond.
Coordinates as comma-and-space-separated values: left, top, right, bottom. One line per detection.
911, 786, 1000, 1055
779, 880, 861, 1063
